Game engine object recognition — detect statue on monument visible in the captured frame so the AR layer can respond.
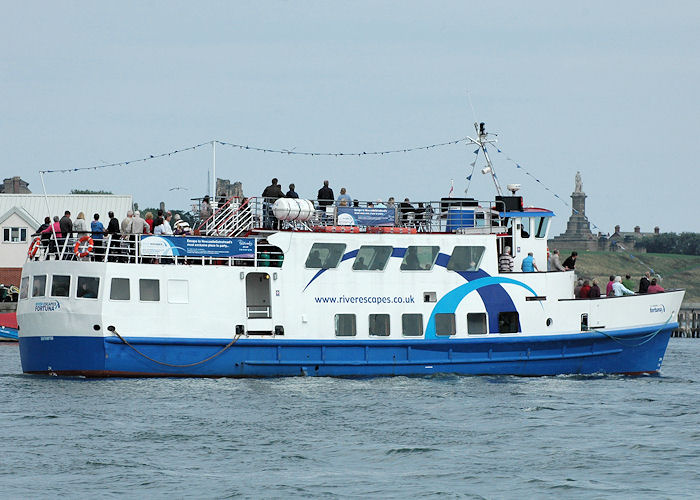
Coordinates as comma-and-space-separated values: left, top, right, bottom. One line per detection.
575, 171, 583, 193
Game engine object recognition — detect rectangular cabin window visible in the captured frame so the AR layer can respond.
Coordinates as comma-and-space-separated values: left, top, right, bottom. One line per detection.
110, 278, 130, 301
32, 275, 46, 297
139, 279, 160, 302
305, 243, 346, 269
20, 276, 29, 300
435, 313, 456, 336
402, 314, 423, 337
77, 277, 100, 299
369, 314, 390, 336
535, 217, 549, 239
353, 245, 392, 271
51, 275, 71, 297
498, 312, 519, 333
520, 219, 531, 238
335, 314, 356, 337
168, 279, 189, 304
400, 246, 439, 271
467, 313, 487, 335
581, 313, 589, 332
447, 246, 486, 271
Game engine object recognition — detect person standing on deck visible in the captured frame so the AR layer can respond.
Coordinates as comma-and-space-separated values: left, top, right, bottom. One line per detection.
262, 178, 284, 229
562, 251, 577, 270
521, 252, 539, 272
317, 180, 334, 212
286, 183, 299, 199
498, 246, 514, 273
549, 249, 565, 271
639, 271, 651, 293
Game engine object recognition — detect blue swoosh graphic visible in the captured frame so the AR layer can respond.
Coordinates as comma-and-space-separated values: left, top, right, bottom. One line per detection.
424, 276, 538, 338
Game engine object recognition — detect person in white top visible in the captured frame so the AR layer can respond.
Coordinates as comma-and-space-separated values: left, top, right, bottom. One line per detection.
612, 276, 635, 296
73, 212, 90, 235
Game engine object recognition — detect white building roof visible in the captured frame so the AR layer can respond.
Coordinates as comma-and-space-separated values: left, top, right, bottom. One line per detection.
0, 194, 133, 229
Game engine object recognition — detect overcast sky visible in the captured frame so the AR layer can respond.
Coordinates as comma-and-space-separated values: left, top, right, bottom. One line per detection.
2, 1, 698, 236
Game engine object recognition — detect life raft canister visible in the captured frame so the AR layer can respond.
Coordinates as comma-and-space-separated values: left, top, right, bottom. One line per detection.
73, 235, 94, 258
27, 237, 42, 258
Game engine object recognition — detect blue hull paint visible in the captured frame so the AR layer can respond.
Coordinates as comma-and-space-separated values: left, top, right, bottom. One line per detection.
19, 324, 675, 377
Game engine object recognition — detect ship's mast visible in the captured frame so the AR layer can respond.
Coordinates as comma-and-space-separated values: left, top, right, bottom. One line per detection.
471, 121, 502, 196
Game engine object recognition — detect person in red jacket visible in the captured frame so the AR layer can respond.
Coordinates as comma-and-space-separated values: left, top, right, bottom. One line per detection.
579, 280, 591, 299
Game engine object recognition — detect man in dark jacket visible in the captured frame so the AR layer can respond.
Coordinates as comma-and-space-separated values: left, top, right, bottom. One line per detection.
639, 271, 651, 293
261, 178, 284, 229
317, 180, 334, 211
286, 183, 299, 199
59, 210, 73, 238
562, 251, 577, 270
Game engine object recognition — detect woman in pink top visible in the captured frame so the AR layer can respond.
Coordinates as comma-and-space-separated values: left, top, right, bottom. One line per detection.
647, 279, 665, 294
606, 276, 615, 296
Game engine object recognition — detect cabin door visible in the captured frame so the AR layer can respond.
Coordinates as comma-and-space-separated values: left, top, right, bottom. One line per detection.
245, 272, 273, 333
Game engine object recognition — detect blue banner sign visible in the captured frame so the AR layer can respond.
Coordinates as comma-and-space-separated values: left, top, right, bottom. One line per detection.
337, 207, 395, 226
141, 236, 255, 258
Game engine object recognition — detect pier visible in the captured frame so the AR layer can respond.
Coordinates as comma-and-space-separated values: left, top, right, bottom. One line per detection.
673, 303, 700, 338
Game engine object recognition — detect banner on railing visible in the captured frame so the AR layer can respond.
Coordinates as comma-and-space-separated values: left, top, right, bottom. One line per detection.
141, 236, 255, 258
336, 207, 395, 226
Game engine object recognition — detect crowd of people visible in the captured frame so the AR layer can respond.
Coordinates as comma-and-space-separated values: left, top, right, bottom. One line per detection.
32, 208, 193, 259
496, 246, 666, 297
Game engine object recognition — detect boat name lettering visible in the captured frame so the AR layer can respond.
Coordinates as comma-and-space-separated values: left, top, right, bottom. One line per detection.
314, 295, 415, 304
649, 304, 666, 313
35, 300, 61, 312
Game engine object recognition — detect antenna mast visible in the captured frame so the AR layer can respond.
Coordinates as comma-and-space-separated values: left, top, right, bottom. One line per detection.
472, 121, 502, 196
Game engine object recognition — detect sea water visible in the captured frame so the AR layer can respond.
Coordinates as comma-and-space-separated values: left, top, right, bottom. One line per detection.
1, 340, 699, 499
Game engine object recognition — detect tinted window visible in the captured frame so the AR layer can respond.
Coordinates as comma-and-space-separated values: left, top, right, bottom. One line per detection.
520, 219, 530, 238
498, 312, 519, 333
139, 279, 160, 302
369, 314, 390, 336
402, 314, 423, 337
353, 246, 392, 271
32, 275, 46, 297
110, 278, 130, 300
447, 246, 486, 271
77, 277, 100, 299
305, 243, 346, 269
335, 314, 356, 336
535, 217, 549, 238
20, 276, 29, 299
400, 246, 439, 271
51, 275, 71, 297
467, 313, 487, 335
435, 313, 455, 336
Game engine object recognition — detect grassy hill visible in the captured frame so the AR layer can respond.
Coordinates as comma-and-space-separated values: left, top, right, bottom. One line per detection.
557, 249, 700, 304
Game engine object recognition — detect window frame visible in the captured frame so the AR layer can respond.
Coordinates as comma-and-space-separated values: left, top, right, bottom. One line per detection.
110, 278, 131, 301
20, 276, 29, 300
467, 312, 488, 335
369, 313, 391, 336
32, 275, 47, 297
305, 243, 346, 269
400, 246, 440, 271
335, 313, 357, 337
2, 226, 28, 243
435, 313, 456, 336
139, 279, 161, 302
352, 245, 393, 271
76, 276, 100, 299
401, 313, 424, 337
50, 275, 71, 298
535, 217, 549, 239
498, 311, 519, 333
447, 246, 486, 272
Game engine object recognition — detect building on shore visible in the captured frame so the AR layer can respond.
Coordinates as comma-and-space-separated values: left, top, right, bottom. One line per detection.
0, 182, 132, 285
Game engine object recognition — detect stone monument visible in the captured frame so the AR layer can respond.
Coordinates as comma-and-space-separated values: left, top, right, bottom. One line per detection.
547, 171, 598, 251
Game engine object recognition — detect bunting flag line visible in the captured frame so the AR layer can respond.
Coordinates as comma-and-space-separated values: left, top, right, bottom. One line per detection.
493, 146, 601, 232
39, 137, 473, 174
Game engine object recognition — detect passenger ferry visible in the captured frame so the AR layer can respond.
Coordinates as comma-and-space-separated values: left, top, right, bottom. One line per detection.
17, 126, 684, 377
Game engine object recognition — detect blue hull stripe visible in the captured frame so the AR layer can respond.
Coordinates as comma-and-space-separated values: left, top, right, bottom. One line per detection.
19, 323, 675, 377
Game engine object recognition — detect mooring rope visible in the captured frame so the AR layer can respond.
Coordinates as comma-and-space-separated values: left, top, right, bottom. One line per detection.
108, 326, 242, 368
592, 315, 674, 347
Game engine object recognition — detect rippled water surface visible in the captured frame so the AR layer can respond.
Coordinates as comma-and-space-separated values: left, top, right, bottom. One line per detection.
1, 340, 699, 498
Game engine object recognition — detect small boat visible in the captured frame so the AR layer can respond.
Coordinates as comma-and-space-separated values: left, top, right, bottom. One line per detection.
17, 124, 684, 377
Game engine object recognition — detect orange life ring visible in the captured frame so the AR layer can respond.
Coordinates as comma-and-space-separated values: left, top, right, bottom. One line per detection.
27, 237, 42, 258
74, 235, 94, 258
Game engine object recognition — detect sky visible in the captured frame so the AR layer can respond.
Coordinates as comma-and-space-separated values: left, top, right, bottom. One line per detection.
2, 0, 699, 237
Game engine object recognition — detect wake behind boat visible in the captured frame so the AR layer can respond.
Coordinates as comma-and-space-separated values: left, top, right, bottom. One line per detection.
17, 124, 684, 377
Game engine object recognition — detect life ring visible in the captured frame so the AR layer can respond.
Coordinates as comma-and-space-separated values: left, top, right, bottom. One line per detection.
73, 235, 94, 258
27, 237, 42, 258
